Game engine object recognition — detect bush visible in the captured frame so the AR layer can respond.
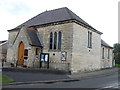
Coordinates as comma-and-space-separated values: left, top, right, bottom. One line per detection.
113, 43, 120, 64
115, 64, 120, 68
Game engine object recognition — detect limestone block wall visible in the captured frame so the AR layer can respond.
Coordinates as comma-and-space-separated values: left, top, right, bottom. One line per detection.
31, 47, 41, 68
7, 30, 18, 64
37, 23, 73, 71
7, 28, 39, 67
71, 23, 101, 73
101, 46, 113, 68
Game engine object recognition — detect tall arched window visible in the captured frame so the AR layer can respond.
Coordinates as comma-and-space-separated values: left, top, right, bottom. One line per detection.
54, 32, 57, 49
49, 32, 53, 49
58, 32, 62, 50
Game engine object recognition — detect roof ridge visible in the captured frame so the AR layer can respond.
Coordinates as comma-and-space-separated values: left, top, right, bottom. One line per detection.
15, 7, 68, 29
64, 7, 73, 19
45, 7, 68, 12
9, 7, 102, 35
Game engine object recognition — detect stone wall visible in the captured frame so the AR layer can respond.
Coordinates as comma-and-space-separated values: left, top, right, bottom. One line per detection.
101, 46, 113, 68
7, 22, 113, 73
7, 28, 41, 67
37, 22, 73, 71
71, 23, 101, 73
7, 30, 18, 65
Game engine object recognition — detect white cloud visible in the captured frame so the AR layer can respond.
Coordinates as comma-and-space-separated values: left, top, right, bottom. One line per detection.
0, 0, 118, 46
0, 0, 30, 15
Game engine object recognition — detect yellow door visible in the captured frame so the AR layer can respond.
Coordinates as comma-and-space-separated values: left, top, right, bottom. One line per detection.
17, 42, 24, 66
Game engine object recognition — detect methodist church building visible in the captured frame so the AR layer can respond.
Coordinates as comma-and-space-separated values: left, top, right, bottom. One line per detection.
6, 7, 113, 74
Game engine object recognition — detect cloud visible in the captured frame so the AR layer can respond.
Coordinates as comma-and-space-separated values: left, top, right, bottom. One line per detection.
0, 0, 30, 15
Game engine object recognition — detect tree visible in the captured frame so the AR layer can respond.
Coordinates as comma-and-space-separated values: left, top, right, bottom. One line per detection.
113, 43, 120, 64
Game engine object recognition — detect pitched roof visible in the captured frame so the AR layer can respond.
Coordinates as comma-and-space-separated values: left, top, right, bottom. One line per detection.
25, 27, 43, 47
12, 27, 42, 47
101, 39, 113, 49
0, 41, 7, 54
9, 7, 102, 34
0, 40, 7, 45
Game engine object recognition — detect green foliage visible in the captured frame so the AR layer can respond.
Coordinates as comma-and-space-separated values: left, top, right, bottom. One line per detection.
0, 74, 15, 84
113, 43, 120, 64
115, 64, 120, 68
113, 43, 120, 53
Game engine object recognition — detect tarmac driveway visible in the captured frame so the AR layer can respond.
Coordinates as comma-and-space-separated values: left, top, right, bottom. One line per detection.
2, 68, 70, 82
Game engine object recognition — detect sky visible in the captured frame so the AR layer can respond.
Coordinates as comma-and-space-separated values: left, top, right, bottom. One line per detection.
0, 0, 119, 46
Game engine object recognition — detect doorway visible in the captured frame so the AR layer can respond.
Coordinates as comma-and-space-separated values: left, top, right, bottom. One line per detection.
17, 42, 24, 66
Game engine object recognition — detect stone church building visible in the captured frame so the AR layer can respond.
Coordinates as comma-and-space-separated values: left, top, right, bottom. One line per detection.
7, 7, 113, 74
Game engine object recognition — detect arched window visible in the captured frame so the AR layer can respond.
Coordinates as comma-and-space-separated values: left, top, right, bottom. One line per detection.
49, 32, 53, 49
54, 32, 57, 49
58, 32, 62, 50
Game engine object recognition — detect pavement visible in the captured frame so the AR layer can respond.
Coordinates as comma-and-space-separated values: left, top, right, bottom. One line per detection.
69, 67, 118, 79
2, 67, 119, 86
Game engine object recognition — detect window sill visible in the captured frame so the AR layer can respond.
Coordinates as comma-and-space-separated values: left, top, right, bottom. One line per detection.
48, 49, 61, 52
87, 47, 92, 49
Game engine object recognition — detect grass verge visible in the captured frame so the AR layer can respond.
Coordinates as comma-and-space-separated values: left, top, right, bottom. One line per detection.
0, 74, 15, 84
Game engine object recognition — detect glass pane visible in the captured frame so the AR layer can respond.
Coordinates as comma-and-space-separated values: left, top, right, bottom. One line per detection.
49, 32, 53, 49
36, 48, 39, 55
54, 32, 57, 49
58, 32, 62, 49
41, 54, 44, 61
45, 55, 48, 61
24, 49, 28, 56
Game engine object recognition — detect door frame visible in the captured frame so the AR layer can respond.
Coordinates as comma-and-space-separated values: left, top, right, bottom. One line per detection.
17, 42, 24, 66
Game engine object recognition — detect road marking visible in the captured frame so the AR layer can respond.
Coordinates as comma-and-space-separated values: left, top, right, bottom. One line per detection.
103, 83, 118, 88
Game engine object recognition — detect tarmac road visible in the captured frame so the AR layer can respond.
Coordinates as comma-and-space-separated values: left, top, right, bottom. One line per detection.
2, 71, 119, 88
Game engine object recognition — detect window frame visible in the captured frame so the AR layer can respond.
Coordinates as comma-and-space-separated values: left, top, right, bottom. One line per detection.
108, 48, 110, 59
102, 48, 104, 59
35, 48, 39, 55
24, 49, 28, 59
88, 31, 92, 48
58, 31, 62, 50
54, 32, 57, 50
49, 32, 53, 49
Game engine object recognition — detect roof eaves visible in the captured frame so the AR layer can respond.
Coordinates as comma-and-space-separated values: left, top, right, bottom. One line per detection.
101, 39, 113, 49
8, 28, 20, 32
101, 44, 113, 49
29, 44, 42, 47
72, 20, 103, 35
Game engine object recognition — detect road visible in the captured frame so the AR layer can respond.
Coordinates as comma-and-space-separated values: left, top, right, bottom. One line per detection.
3, 72, 119, 89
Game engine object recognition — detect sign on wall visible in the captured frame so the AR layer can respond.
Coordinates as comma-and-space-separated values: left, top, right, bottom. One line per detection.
40, 53, 49, 62
40, 53, 49, 68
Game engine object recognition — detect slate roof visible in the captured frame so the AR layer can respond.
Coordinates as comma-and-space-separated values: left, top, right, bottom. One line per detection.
0, 40, 7, 45
0, 40, 7, 54
9, 7, 102, 34
25, 27, 43, 47
101, 39, 113, 48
